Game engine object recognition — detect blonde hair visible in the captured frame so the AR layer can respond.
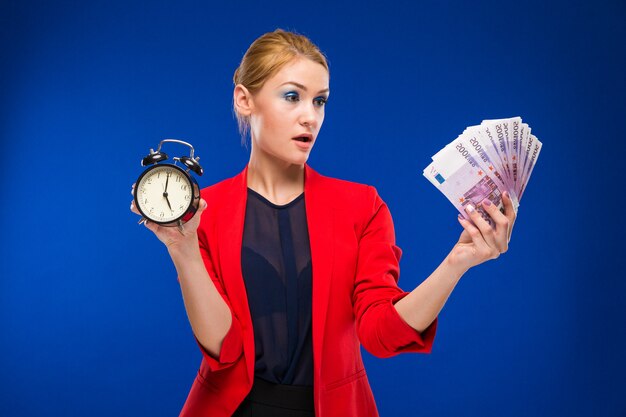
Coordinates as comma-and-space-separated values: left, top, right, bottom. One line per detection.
232, 29, 330, 146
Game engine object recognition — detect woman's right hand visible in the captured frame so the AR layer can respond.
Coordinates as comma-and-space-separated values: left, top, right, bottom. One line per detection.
130, 183, 207, 252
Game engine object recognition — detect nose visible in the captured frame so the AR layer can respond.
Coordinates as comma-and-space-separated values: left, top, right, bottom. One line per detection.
299, 102, 318, 129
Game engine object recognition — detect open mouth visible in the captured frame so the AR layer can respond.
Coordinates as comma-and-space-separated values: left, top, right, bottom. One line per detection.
293, 136, 312, 142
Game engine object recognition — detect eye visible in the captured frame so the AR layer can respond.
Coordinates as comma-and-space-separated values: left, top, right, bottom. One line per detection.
284, 91, 299, 102
314, 96, 328, 107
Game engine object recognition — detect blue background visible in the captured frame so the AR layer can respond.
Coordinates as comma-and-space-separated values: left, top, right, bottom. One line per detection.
2, 1, 625, 416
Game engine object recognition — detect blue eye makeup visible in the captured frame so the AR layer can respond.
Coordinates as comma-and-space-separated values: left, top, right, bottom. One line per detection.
314, 96, 328, 106
283, 91, 300, 102
282, 91, 328, 107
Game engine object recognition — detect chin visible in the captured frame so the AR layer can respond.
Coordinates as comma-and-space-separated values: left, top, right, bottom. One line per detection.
289, 155, 309, 166
298, 150, 313, 163
281, 150, 311, 166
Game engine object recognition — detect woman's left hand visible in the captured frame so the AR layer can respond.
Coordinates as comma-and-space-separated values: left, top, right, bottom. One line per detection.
448, 191, 517, 271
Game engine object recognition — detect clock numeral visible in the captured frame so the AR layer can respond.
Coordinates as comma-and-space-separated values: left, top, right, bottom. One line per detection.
184, 194, 191, 201
179, 204, 184, 210
160, 212, 164, 218
146, 179, 152, 185
144, 198, 148, 204
181, 184, 188, 191
175, 175, 181, 183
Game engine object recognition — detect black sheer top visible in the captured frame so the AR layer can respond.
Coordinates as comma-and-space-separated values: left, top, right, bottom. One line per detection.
241, 187, 314, 387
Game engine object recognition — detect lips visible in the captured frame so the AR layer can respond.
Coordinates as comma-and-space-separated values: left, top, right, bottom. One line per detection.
292, 133, 313, 143
292, 134, 313, 150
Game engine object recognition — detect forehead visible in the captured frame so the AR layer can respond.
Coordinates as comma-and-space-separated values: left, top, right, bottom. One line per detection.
265, 58, 329, 91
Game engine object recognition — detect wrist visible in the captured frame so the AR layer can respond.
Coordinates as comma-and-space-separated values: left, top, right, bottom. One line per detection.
443, 250, 471, 278
166, 233, 200, 258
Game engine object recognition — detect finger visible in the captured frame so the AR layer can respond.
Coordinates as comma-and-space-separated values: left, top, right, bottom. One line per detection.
464, 203, 498, 250
131, 183, 136, 196
143, 219, 159, 234
480, 198, 509, 252
457, 214, 492, 255
130, 200, 141, 216
502, 191, 516, 242
198, 198, 207, 213
192, 198, 208, 219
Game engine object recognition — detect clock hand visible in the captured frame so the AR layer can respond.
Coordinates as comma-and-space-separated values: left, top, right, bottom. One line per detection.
162, 172, 173, 211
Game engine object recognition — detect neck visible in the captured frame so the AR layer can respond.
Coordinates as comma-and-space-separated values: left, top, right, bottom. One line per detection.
246, 147, 305, 205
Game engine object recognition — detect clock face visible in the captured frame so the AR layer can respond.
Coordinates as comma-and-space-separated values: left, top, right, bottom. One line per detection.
135, 165, 194, 223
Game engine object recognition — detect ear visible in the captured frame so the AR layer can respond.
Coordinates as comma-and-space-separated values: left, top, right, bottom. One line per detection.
234, 84, 254, 116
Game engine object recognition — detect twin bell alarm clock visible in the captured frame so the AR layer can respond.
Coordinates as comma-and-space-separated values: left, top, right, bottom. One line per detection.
133, 139, 203, 232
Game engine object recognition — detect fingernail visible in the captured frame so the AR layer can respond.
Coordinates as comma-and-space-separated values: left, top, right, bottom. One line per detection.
503, 191, 509, 199
482, 199, 492, 207
458, 214, 465, 221
465, 204, 475, 213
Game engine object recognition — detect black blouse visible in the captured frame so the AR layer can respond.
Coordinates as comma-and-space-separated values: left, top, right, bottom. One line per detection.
240, 187, 314, 387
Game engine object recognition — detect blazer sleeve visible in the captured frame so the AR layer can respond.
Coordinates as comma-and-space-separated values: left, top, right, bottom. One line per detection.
189, 221, 244, 372
353, 186, 437, 358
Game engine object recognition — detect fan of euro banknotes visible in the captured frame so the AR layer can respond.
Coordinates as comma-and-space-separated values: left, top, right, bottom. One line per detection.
423, 116, 542, 226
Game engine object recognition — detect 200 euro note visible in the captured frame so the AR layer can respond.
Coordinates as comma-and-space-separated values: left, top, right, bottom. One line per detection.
425, 140, 506, 227
519, 134, 542, 200
424, 116, 540, 224
456, 130, 520, 210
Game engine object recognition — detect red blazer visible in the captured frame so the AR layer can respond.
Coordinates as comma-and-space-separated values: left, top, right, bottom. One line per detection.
179, 163, 437, 417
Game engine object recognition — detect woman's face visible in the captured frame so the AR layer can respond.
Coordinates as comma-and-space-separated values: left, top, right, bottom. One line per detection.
247, 57, 330, 166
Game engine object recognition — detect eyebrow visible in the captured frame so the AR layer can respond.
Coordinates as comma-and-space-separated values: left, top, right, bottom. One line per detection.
279, 81, 329, 95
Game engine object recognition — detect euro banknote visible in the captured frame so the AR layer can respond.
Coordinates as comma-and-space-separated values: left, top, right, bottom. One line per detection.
424, 117, 542, 225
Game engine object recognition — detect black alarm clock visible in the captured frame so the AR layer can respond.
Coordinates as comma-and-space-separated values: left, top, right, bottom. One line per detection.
133, 139, 203, 233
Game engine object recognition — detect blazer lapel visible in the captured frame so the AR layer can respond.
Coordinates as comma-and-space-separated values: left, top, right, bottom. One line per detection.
304, 164, 335, 383
217, 164, 255, 385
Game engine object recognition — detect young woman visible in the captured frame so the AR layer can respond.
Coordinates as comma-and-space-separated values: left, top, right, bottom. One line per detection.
130, 29, 516, 417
